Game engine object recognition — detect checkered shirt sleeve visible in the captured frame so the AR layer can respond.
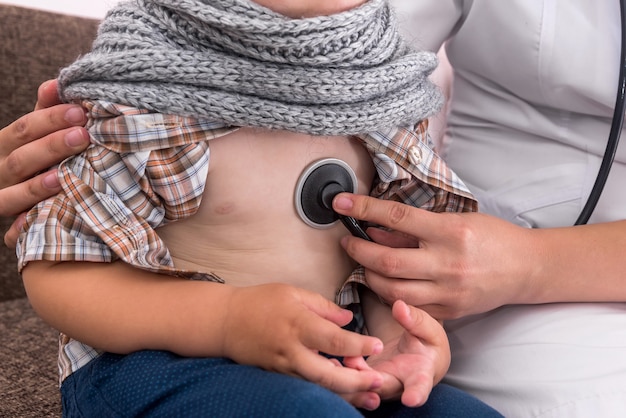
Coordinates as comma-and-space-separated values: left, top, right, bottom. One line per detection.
17, 101, 236, 281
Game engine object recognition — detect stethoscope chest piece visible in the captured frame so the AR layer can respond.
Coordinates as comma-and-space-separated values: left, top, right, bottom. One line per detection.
294, 158, 358, 228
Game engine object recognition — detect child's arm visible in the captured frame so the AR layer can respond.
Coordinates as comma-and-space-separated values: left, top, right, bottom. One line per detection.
22, 260, 384, 400
358, 288, 451, 408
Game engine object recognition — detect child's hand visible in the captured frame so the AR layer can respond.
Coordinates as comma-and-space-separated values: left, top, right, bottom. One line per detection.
362, 300, 451, 407
221, 283, 384, 406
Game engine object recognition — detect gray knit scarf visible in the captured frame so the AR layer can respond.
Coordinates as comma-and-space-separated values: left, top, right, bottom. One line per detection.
59, 0, 443, 135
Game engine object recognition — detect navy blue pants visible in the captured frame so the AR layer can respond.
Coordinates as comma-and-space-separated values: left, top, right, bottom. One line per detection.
61, 351, 503, 417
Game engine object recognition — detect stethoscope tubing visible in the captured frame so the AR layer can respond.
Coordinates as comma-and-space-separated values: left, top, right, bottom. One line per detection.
575, 0, 626, 225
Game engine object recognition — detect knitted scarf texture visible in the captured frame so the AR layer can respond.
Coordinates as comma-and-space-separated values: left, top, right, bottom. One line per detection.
59, 0, 443, 135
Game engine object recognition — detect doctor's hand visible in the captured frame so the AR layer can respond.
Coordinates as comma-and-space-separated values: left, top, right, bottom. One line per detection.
1, 79, 89, 247
332, 193, 539, 319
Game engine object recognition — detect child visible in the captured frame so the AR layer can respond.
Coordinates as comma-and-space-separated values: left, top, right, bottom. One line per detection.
17, 0, 500, 416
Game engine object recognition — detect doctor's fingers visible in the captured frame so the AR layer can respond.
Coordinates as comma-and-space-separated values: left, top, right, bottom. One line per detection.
366, 226, 420, 249
340, 236, 437, 282
332, 193, 441, 239
366, 270, 474, 320
338, 237, 444, 306
361, 265, 435, 305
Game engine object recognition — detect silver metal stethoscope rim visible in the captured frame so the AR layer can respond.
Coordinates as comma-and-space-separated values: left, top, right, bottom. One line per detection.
294, 158, 358, 229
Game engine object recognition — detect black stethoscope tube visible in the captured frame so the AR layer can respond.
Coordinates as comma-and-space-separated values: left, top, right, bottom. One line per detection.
574, 0, 626, 225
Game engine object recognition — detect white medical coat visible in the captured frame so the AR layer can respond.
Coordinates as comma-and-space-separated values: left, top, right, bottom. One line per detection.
391, 0, 626, 416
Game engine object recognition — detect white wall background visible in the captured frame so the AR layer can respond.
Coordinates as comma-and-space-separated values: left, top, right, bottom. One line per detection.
0, 0, 121, 18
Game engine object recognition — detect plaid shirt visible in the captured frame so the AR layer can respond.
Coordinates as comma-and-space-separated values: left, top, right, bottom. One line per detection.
17, 100, 477, 382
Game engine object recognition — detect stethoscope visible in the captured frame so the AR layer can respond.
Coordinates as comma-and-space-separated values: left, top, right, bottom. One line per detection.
575, 0, 626, 225
295, 158, 373, 240
296, 0, 626, 233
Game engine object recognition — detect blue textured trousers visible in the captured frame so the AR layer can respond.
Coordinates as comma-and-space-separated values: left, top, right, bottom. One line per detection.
61, 351, 503, 417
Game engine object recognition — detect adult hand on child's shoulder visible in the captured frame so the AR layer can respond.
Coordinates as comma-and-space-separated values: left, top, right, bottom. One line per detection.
1, 80, 89, 247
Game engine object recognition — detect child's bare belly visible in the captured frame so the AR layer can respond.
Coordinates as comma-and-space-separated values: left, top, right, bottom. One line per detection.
157, 127, 375, 300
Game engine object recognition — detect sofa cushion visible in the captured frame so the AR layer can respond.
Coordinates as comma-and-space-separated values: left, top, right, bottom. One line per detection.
0, 5, 100, 417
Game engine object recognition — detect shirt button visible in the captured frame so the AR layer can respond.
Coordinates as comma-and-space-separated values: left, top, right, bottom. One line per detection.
408, 145, 423, 165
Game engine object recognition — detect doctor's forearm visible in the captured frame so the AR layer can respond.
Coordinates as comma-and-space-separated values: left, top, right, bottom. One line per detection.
524, 220, 626, 303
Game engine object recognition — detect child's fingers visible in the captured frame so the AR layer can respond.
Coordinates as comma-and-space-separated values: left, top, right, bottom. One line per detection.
399, 371, 436, 407
300, 292, 384, 358
294, 348, 383, 395
392, 300, 446, 345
